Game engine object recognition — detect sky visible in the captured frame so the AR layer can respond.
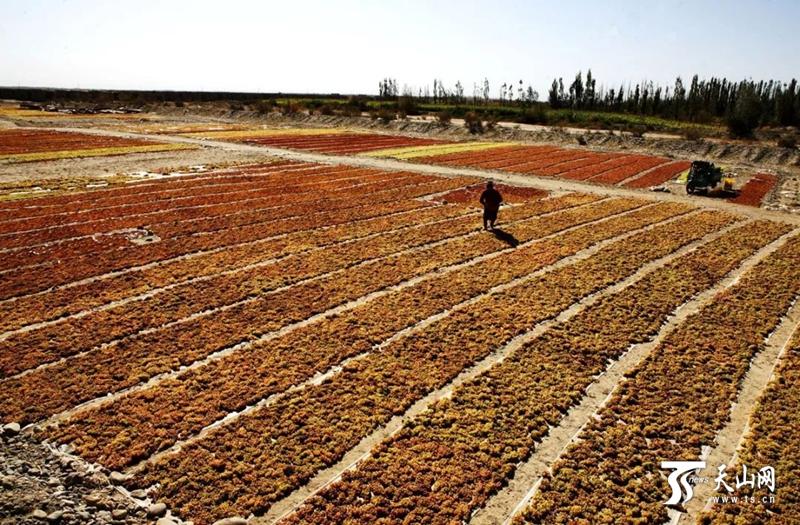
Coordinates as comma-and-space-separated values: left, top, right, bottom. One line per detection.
1, 0, 798, 97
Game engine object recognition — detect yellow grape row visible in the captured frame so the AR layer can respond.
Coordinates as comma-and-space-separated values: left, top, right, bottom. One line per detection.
0, 143, 196, 163
358, 141, 513, 159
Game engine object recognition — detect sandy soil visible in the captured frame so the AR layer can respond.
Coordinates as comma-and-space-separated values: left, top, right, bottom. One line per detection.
0, 146, 275, 183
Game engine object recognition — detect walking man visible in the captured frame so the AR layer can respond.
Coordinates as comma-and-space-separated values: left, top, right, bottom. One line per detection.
479, 181, 503, 231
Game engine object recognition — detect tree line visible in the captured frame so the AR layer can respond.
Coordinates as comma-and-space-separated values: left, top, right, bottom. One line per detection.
547, 70, 800, 128
378, 71, 800, 135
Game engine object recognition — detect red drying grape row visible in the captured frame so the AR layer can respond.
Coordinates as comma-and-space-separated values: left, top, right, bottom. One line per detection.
236, 133, 450, 154
0, 191, 543, 381
451, 146, 565, 170
5, 196, 549, 425
0, 199, 433, 333
0, 159, 304, 216
536, 152, 618, 176
0, 161, 350, 222
0, 170, 429, 249
40, 196, 617, 469
437, 183, 547, 206
418, 145, 558, 170
622, 160, 691, 188
0, 177, 472, 300
0, 170, 417, 278
415, 144, 527, 165
415, 144, 679, 189
497, 149, 598, 174
585, 156, 669, 184
0, 169, 410, 272
519, 230, 800, 525
0, 168, 403, 252
728, 172, 779, 207
286, 214, 777, 525
0, 128, 155, 155
558, 155, 645, 181
118, 203, 695, 524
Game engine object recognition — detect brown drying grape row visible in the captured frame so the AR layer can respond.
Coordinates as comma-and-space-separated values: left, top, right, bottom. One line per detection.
0, 199, 471, 332
0, 191, 570, 379
236, 133, 449, 154
702, 330, 800, 523
622, 160, 691, 188
0, 177, 473, 299
415, 144, 678, 188
0, 128, 154, 155
0, 171, 433, 249
285, 219, 787, 525
0, 198, 432, 333
519, 231, 800, 524
116, 205, 717, 524
47, 198, 668, 471
0, 163, 370, 232
0, 160, 302, 217
0, 167, 410, 270
3, 195, 607, 423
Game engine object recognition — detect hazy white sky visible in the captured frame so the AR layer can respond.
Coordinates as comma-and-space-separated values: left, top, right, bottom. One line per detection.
1, 0, 798, 96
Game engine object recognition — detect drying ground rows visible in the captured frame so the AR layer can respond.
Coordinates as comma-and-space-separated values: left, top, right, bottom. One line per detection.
2, 160, 799, 525
0, 128, 194, 162
182, 128, 781, 207
0, 125, 777, 208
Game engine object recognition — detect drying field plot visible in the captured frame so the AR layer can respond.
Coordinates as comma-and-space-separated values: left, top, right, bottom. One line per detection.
393, 144, 780, 207
411, 144, 688, 187
184, 127, 455, 155
0, 128, 195, 163
2, 158, 800, 525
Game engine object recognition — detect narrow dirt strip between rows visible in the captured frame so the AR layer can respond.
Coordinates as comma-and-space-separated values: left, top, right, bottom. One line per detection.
254, 213, 741, 525
470, 226, 800, 525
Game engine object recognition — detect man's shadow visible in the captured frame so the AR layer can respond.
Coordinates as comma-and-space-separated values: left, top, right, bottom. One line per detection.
492, 228, 519, 248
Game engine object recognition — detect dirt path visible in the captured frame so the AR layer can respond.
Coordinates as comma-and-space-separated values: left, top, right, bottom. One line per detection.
33, 126, 800, 226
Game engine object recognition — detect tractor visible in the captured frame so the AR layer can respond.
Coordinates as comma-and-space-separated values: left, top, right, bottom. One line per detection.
685, 160, 727, 194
